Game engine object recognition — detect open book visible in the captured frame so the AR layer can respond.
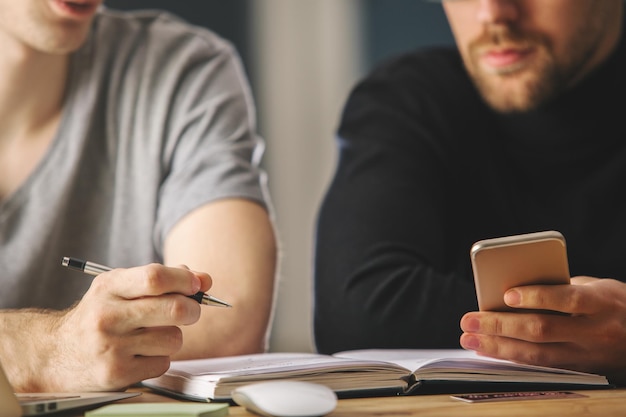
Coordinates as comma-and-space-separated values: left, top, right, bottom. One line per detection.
141, 349, 610, 401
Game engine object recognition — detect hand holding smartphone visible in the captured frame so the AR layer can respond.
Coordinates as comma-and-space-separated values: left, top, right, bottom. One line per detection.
470, 230, 571, 312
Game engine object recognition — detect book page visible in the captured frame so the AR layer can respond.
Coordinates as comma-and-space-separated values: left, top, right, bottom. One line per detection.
143, 350, 609, 401
334, 349, 481, 371
167, 352, 408, 379
334, 349, 609, 385
143, 352, 413, 400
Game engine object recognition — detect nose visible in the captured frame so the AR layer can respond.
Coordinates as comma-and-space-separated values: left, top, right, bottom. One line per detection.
476, 0, 519, 24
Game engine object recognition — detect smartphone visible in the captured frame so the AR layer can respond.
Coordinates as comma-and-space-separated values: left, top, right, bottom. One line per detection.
470, 230, 571, 312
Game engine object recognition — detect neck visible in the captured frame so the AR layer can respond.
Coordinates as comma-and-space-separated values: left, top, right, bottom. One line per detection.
0, 40, 70, 142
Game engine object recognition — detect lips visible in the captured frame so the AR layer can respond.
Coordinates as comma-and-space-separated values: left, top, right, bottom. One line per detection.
50, 0, 100, 19
471, 25, 541, 75
483, 48, 531, 68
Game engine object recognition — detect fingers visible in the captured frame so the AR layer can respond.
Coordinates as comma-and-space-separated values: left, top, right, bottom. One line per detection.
460, 311, 578, 343
504, 278, 626, 315
460, 309, 626, 372
459, 312, 587, 370
503, 283, 593, 315
82, 265, 213, 332
93, 326, 184, 366
124, 326, 185, 357
92, 264, 212, 301
459, 333, 587, 371
55, 308, 186, 391
54, 263, 214, 391
96, 294, 203, 330
104, 355, 172, 390
89, 353, 174, 391
460, 279, 626, 380
570, 276, 599, 285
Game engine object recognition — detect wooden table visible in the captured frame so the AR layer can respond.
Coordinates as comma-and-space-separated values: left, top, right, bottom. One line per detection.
101, 388, 626, 417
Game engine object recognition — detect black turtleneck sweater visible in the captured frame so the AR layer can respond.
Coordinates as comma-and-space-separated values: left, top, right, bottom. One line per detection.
314, 21, 626, 354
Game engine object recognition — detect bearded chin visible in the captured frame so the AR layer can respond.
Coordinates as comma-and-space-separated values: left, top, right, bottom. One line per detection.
466, 27, 564, 113
470, 57, 565, 113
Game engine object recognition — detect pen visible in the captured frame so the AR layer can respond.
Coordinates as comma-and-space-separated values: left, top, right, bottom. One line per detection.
61, 256, 232, 308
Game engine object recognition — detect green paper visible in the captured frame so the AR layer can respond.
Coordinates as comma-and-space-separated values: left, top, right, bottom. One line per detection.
85, 402, 229, 417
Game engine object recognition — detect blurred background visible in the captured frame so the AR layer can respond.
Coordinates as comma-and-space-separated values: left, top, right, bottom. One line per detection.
104, 0, 453, 353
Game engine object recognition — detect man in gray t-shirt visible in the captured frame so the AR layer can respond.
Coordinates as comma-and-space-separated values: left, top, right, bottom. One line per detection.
0, 3, 277, 392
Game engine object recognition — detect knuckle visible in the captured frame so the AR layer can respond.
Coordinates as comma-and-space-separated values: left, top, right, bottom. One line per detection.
163, 326, 184, 351
526, 317, 550, 341
142, 264, 167, 290
92, 316, 113, 334
104, 362, 126, 384
86, 306, 117, 334
566, 289, 587, 312
597, 320, 623, 345
148, 357, 172, 378
167, 298, 196, 323
89, 275, 109, 293
493, 317, 504, 335
92, 333, 120, 359
93, 359, 127, 390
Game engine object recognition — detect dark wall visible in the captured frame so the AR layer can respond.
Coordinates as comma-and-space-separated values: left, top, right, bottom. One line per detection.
362, 0, 454, 70
103, 1, 455, 90
103, 1, 253, 77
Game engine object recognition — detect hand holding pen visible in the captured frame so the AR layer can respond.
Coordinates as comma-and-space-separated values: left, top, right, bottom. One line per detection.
62, 256, 231, 307
49, 256, 228, 391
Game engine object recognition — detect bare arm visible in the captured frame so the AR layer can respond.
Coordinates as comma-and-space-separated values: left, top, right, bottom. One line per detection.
0, 265, 211, 392
0, 309, 64, 392
164, 198, 277, 359
0, 199, 275, 392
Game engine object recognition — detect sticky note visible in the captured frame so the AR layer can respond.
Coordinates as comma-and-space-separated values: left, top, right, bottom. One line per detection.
85, 402, 229, 417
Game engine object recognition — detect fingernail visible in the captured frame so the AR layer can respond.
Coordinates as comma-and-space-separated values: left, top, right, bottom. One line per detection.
461, 335, 480, 350
191, 276, 201, 293
504, 289, 521, 306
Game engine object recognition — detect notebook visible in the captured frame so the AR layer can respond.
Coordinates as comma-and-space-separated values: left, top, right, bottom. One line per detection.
0, 361, 140, 416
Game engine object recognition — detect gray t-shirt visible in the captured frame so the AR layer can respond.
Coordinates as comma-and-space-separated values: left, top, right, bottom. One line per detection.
0, 9, 270, 309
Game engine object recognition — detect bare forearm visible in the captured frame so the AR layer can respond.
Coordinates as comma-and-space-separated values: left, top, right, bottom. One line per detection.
165, 199, 278, 359
177, 238, 277, 358
0, 308, 64, 392
1, 264, 222, 393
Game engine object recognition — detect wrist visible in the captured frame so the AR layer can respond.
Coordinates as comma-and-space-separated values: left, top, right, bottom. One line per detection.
0, 308, 66, 392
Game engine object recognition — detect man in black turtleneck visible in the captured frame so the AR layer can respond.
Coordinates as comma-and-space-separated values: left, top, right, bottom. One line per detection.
315, 0, 626, 385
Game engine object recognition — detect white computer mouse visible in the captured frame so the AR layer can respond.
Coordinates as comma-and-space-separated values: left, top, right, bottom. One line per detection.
231, 380, 337, 417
